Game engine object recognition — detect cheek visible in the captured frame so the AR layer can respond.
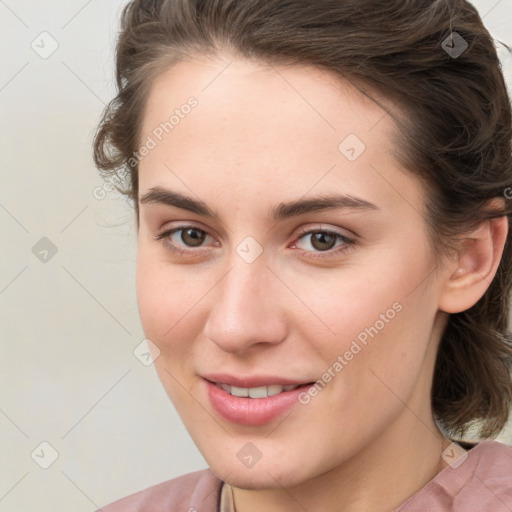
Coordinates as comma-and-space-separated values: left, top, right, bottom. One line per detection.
136, 243, 202, 342
333, 289, 437, 428
298, 246, 439, 402
136, 252, 204, 407
136, 254, 194, 374
136, 258, 170, 341
285, 259, 417, 357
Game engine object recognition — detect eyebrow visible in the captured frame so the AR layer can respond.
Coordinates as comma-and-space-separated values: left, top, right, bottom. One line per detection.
139, 186, 378, 221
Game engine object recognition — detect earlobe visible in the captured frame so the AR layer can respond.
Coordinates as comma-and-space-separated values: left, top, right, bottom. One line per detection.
439, 213, 508, 314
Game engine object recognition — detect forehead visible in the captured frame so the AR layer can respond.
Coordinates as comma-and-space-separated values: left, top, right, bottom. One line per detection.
141, 54, 391, 143
138, 54, 423, 220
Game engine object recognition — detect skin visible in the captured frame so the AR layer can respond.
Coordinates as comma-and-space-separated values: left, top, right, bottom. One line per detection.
135, 52, 507, 512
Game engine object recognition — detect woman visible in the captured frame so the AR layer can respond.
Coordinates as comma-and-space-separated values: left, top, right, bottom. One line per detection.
93, 0, 512, 510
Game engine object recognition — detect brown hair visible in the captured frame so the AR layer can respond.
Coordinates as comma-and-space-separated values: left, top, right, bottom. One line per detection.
93, 0, 512, 438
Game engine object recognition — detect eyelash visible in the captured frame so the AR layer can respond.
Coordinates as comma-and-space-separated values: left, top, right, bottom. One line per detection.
154, 225, 356, 259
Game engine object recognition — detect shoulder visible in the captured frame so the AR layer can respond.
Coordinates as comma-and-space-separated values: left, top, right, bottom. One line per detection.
474, 438, 512, 459
97, 468, 223, 512
470, 439, 512, 478
455, 440, 512, 508
396, 440, 512, 512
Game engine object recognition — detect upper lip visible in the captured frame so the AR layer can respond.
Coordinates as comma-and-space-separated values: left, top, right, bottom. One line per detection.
202, 373, 314, 388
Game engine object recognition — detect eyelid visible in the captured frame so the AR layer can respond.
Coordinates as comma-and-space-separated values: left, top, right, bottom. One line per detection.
292, 223, 357, 243
155, 223, 216, 251
155, 222, 357, 257
289, 224, 356, 258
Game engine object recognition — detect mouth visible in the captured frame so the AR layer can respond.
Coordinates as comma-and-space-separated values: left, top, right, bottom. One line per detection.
202, 374, 316, 426
213, 382, 308, 398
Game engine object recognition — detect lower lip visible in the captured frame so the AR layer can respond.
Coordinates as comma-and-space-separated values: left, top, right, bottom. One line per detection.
205, 380, 313, 426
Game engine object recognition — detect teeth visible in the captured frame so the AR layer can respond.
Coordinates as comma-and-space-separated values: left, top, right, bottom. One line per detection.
267, 385, 284, 396
249, 386, 269, 398
219, 383, 231, 394
231, 386, 249, 397
216, 383, 300, 398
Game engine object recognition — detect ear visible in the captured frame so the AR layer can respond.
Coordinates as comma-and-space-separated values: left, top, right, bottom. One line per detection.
438, 201, 508, 314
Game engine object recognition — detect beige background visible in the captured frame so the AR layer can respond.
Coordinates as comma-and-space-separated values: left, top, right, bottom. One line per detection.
0, 1, 511, 511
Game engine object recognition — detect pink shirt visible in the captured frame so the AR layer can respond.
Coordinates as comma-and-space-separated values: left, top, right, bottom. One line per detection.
97, 440, 512, 511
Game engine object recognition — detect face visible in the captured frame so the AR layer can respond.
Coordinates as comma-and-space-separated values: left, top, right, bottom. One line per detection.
136, 53, 449, 489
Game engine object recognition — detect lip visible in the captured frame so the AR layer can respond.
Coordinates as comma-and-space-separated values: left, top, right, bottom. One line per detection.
202, 373, 312, 388
202, 375, 315, 426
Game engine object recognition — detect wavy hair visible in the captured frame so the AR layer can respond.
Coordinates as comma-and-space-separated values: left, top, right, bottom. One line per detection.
93, 0, 512, 438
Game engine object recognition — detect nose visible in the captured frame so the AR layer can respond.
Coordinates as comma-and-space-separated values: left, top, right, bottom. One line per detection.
203, 258, 287, 354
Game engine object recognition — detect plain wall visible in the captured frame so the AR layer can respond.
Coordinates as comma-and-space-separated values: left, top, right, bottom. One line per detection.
0, 1, 511, 511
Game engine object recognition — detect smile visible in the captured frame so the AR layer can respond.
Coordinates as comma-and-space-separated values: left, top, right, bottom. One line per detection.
215, 383, 301, 398
204, 377, 316, 426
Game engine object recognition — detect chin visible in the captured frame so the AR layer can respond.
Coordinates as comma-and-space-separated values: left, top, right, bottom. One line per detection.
221, 469, 293, 490
225, 474, 277, 490
208, 456, 313, 490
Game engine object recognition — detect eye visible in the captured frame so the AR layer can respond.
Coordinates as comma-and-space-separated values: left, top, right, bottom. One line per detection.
292, 227, 356, 258
155, 224, 356, 259
155, 225, 215, 255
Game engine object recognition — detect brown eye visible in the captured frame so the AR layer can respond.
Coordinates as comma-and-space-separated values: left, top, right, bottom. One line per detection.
293, 228, 356, 259
155, 225, 214, 255
180, 227, 207, 247
308, 231, 338, 251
